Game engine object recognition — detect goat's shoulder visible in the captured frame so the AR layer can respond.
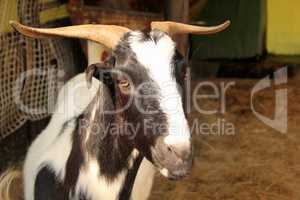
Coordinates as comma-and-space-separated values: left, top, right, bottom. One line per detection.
24, 73, 100, 200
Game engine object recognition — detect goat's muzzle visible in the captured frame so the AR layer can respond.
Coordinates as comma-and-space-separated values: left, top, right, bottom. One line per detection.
151, 136, 193, 180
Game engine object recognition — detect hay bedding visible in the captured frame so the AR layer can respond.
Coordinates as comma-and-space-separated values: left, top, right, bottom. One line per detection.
0, 0, 75, 139
150, 79, 300, 200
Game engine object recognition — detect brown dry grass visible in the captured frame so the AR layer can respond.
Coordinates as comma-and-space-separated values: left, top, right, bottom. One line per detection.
150, 78, 300, 200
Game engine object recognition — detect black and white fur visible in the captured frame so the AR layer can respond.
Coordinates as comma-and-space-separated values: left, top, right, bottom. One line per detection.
23, 29, 192, 200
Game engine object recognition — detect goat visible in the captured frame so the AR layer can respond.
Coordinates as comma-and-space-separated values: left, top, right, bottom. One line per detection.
0, 20, 230, 200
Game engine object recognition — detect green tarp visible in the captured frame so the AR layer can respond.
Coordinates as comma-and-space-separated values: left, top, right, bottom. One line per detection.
191, 0, 265, 59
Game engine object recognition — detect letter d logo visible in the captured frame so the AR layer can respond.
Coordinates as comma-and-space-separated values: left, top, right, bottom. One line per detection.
251, 67, 287, 134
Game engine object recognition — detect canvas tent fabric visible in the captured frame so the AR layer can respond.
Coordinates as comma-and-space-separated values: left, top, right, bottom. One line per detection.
191, 0, 265, 59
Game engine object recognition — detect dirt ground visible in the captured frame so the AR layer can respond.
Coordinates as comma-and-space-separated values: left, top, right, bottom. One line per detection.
1, 75, 299, 200
150, 77, 300, 200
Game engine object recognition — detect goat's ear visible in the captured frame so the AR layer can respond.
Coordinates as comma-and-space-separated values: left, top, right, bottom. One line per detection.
85, 62, 113, 89
86, 62, 116, 103
85, 61, 132, 108
86, 64, 97, 88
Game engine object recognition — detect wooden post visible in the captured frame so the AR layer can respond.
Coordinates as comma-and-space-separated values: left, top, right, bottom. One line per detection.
165, 0, 189, 56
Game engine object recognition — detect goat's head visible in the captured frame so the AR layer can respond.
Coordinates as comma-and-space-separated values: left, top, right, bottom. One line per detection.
10, 20, 230, 180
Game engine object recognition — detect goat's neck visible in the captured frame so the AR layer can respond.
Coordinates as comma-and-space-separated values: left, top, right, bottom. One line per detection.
80, 89, 138, 180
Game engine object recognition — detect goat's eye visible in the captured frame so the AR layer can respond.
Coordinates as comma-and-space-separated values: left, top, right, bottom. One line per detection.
118, 79, 130, 94
118, 80, 130, 88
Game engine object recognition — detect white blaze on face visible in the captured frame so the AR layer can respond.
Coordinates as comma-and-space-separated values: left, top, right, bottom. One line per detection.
129, 31, 191, 146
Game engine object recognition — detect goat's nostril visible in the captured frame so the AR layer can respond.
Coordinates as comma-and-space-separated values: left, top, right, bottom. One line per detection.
167, 145, 191, 161
167, 145, 183, 160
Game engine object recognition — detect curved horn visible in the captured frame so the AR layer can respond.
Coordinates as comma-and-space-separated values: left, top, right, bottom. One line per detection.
151, 20, 230, 36
10, 21, 131, 49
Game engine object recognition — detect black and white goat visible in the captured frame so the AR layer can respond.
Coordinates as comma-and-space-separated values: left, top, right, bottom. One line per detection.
0, 20, 230, 200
